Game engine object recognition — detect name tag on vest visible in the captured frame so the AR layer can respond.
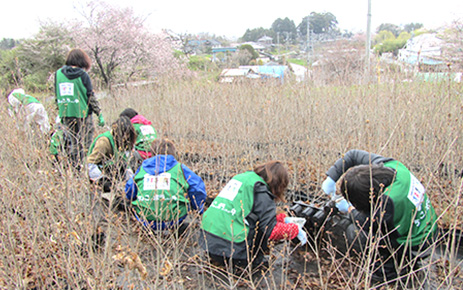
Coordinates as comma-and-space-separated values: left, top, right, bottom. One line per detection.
59, 83, 74, 96
140, 125, 155, 135
144, 172, 171, 190
407, 173, 425, 207
217, 179, 242, 201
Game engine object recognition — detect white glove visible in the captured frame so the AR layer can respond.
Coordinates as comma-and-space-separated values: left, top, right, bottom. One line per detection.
297, 226, 308, 245
284, 217, 307, 227
322, 176, 336, 197
125, 168, 134, 181
88, 163, 104, 181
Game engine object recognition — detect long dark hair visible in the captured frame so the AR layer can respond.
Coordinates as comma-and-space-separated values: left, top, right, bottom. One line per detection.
340, 164, 395, 213
111, 116, 137, 152
254, 160, 289, 202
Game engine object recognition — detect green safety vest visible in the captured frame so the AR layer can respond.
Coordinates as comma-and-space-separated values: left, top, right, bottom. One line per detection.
11, 92, 40, 105
133, 123, 158, 152
88, 131, 126, 168
132, 162, 189, 221
55, 68, 88, 118
201, 171, 266, 243
383, 161, 437, 246
49, 129, 65, 156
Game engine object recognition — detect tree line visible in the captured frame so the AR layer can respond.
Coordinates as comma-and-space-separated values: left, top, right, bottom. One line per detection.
241, 12, 341, 44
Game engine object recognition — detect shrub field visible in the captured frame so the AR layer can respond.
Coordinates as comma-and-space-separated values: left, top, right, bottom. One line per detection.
0, 78, 462, 289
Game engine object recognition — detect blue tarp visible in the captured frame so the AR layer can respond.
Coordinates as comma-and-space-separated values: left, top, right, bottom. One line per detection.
403, 55, 444, 66
256, 65, 287, 79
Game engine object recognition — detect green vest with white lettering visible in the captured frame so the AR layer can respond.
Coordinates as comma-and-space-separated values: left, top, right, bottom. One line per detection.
87, 131, 127, 169
49, 129, 65, 156
383, 160, 437, 246
55, 68, 88, 118
133, 123, 158, 152
201, 171, 266, 243
11, 92, 40, 105
132, 162, 190, 221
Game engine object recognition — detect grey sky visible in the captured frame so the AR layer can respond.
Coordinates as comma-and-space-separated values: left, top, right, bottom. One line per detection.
2, 0, 462, 39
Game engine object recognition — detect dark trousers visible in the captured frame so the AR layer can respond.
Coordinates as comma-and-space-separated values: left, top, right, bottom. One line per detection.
208, 251, 266, 271
62, 115, 94, 166
345, 220, 434, 283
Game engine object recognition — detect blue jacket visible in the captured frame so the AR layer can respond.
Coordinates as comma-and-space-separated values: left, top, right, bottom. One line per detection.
125, 154, 207, 230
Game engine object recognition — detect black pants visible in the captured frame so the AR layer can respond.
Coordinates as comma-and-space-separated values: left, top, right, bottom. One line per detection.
62, 115, 94, 167
345, 221, 434, 283
208, 252, 266, 271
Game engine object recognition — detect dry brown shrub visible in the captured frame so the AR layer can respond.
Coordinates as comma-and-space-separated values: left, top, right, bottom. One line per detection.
0, 75, 462, 289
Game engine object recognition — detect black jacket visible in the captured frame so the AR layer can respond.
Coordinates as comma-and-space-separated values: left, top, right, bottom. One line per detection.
199, 182, 277, 262
326, 149, 398, 245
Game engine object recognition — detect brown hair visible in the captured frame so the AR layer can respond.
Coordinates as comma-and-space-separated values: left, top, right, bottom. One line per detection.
65, 48, 92, 70
111, 116, 137, 152
254, 160, 289, 202
151, 138, 177, 158
339, 164, 395, 213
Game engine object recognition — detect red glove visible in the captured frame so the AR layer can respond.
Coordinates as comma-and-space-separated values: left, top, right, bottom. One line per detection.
269, 213, 299, 241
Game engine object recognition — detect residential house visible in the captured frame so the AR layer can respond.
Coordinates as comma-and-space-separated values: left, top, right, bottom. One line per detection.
398, 33, 445, 70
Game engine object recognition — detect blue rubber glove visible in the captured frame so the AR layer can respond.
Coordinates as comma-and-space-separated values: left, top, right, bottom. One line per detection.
322, 176, 336, 197
335, 198, 352, 214
98, 114, 105, 127
297, 225, 308, 245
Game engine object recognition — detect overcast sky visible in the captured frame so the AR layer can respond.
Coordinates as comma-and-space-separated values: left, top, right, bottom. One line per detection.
2, 0, 462, 39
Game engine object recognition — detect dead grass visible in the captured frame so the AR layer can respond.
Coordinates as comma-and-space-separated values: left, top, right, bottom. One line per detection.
0, 76, 462, 289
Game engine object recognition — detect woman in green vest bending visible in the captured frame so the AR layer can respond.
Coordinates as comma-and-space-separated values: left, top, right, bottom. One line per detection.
321, 149, 437, 284
200, 160, 307, 269
88, 116, 137, 192
6, 88, 50, 134
125, 138, 206, 235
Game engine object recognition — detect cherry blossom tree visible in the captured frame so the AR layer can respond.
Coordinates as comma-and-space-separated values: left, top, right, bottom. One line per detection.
441, 19, 463, 71
70, 1, 189, 89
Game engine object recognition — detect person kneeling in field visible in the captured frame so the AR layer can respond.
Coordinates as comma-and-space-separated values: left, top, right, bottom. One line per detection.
49, 118, 70, 163
88, 116, 137, 192
125, 138, 206, 235
199, 160, 307, 269
119, 108, 158, 166
6, 88, 50, 134
321, 149, 437, 284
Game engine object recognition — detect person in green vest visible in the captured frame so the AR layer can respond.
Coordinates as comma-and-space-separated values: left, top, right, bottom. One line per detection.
88, 116, 137, 192
199, 160, 307, 270
119, 108, 158, 167
55, 48, 105, 166
6, 88, 50, 134
125, 138, 206, 235
49, 120, 69, 163
321, 149, 437, 284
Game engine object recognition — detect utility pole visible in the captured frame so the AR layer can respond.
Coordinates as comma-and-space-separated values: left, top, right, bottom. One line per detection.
306, 15, 313, 65
365, 0, 372, 75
